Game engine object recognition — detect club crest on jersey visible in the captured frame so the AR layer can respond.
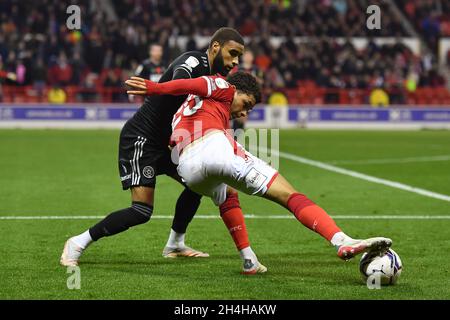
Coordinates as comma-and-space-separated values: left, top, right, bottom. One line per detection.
215, 78, 229, 89
143, 166, 155, 179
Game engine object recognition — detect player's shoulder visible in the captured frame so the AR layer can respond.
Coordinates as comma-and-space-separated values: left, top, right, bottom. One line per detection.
173, 51, 209, 73
204, 75, 231, 89
178, 51, 208, 63
202, 75, 235, 101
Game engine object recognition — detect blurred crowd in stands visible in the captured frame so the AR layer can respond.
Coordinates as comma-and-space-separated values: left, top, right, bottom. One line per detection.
398, 0, 450, 53
0, 0, 449, 104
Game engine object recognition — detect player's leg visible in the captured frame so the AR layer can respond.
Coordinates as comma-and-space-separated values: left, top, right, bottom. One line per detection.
169, 169, 265, 270
160, 166, 209, 258
223, 138, 392, 261
60, 186, 154, 267
263, 174, 392, 260
60, 128, 156, 267
89, 186, 154, 240
263, 174, 342, 243
164, 170, 263, 264
219, 187, 267, 274
176, 135, 266, 273
187, 179, 266, 274
164, 187, 204, 255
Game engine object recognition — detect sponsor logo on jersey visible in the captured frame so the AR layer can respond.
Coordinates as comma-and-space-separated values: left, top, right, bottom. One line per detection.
120, 174, 131, 181
142, 166, 155, 179
185, 56, 200, 68
245, 168, 268, 189
215, 77, 229, 89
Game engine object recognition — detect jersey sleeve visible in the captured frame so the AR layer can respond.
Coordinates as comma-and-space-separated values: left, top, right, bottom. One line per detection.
202, 76, 235, 103
172, 54, 205, 80
143, 76, 234, 102
145, 77, 209, 97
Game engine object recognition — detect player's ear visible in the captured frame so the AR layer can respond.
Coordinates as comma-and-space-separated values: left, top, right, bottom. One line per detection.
231, 91, 239, 108
211, 41, 221, 56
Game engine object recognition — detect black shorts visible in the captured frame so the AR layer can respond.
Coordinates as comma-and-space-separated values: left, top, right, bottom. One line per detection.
118, 120, 177, 190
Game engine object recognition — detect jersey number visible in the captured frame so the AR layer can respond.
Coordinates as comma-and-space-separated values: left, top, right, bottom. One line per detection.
172, 94, 203, 130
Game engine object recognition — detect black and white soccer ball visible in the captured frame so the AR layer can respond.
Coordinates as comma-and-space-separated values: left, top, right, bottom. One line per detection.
359, 248, 403, 285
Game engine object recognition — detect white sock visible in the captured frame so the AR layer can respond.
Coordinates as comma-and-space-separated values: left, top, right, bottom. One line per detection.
239, 246, 257, 262
166, 229, 186, 248
330, 232, 352, 247
71, 230, 93, 249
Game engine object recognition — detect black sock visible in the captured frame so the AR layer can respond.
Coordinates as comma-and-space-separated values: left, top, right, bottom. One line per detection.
89, 202, 153, 241
171, 188, 202, 234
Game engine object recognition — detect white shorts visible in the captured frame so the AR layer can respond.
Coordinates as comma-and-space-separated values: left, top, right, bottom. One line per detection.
177, 131, 278, 206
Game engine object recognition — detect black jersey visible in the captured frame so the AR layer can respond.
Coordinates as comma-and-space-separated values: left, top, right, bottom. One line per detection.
130, 51, 210, 148
134, 59, 166, 82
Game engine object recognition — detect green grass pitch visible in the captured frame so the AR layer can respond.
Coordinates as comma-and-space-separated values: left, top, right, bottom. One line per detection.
1, 129, 449, 299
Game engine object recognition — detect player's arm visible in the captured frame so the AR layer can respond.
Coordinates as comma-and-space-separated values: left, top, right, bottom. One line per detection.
125, 76, 210, 97
172, 66, 192, 80
126, 52, 210, 94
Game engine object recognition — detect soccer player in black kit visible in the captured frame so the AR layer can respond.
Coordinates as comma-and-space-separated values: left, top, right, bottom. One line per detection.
61, 28, 247, 266
135, 44, 166, 82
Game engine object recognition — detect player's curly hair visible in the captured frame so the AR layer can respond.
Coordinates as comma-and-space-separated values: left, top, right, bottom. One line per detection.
227, 72, 261, 104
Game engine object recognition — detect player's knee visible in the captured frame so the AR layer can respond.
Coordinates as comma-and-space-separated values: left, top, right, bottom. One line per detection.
264, 174, 298, 206
286, 193, 316, 211
175, 188, 201, 214
180, 187, 202, 204
131, 186, 154, 206
226, 187, 238, 196
265, 187, 294, 207
130, 201, 153, 224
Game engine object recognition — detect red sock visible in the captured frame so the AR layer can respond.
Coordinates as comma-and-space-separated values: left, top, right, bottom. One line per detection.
287, 193, 341, 241
220, 192, 250, 250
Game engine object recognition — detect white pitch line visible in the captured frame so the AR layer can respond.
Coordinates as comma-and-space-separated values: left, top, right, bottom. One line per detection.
276, 150, 450, 203
0, 216, 106, 220
328, 155, 450, 165
1, 215, 450, 220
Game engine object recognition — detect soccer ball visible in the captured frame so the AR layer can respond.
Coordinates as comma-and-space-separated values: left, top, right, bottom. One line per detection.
359, 248, 403, 285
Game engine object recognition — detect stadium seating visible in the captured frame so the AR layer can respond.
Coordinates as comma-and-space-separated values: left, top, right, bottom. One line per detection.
0, 0, 448, 105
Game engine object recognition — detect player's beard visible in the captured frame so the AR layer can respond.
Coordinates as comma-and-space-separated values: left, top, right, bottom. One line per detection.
211, 50, 229, 76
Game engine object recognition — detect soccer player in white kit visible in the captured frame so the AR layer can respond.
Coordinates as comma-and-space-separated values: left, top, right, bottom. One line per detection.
125, 72, 393, 272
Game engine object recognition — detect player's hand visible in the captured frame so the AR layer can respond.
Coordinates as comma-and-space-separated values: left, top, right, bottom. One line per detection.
125, 76, 156, 95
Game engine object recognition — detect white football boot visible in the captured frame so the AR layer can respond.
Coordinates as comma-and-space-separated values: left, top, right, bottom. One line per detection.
60, 238, 84, 267
242, 259, 268, 275
162, 246, 210, 258
337, 237, 392, 261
